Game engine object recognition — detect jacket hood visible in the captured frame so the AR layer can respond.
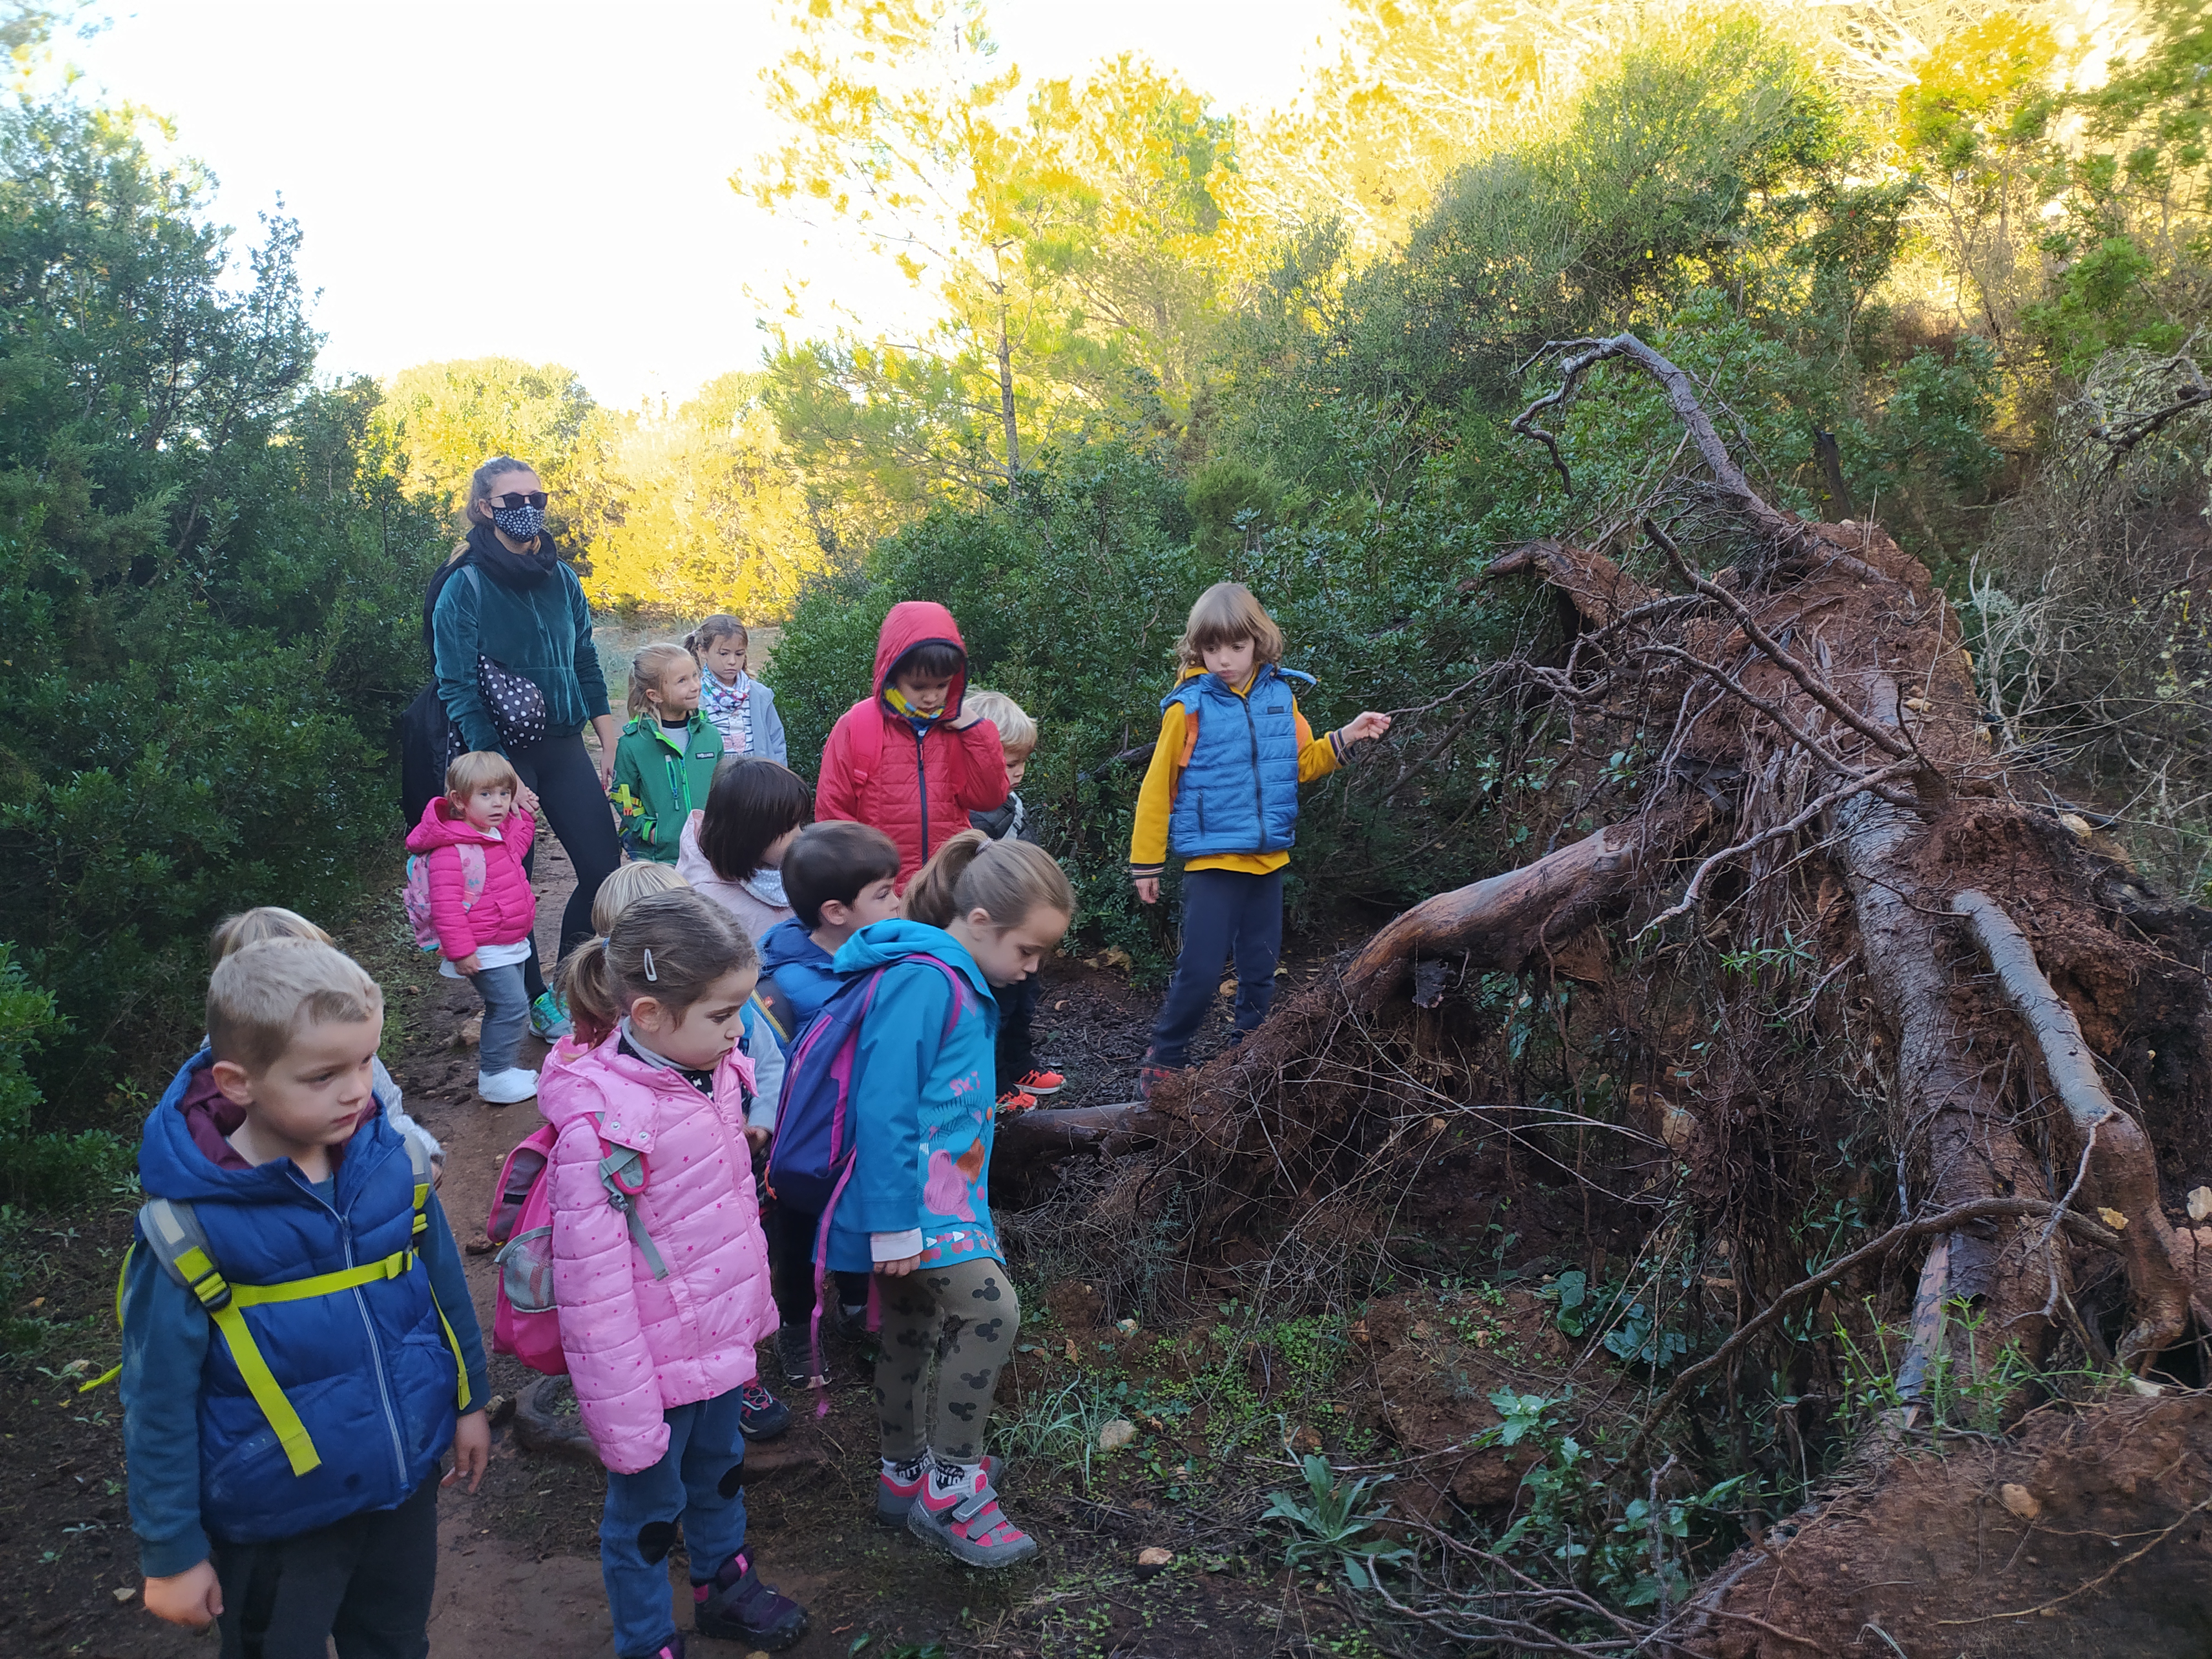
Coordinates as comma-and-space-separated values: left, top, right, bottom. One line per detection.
406, 795, 506, 852
761, 925, 832, 973
872, 601, 970, 717
831, 917, 992, 1003
760, 916, 830, 974
139, 1050, 380, 1204
537, 1028, 756, 1149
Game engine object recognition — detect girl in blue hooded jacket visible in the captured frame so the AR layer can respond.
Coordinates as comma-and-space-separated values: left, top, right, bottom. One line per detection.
823, 829, 1072, 1569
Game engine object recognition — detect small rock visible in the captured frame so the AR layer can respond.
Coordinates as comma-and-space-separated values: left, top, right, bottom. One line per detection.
1999, 1483, 2041, 1520
1136, 1546, 1173, 1576
1097, 1417, 1138, 1452
2130, 1376, 2165, 1397
1116, 1318, 1139, 1337
2099, 1207, 2130, 1230
749, 1651, 773, 1659
2189, 1186, 2212, 1223
2058, 812, 2094, 841
111, 1587, 136, 1604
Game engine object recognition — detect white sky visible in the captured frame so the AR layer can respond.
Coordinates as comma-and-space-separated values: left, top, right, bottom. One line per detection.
71, 1, 1343, 409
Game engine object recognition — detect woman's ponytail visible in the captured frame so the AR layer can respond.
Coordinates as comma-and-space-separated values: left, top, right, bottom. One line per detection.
905, 830, 1074, 932
903, 830, 989, 927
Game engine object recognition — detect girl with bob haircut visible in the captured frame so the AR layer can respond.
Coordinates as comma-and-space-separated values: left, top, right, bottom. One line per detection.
405, 749, 543, 1103
822, 829, 1072, 1567
1128, 582, 1392, 1098
611, 641, 724, 865
541, 889, 809, 1655
679, 757, 811, 943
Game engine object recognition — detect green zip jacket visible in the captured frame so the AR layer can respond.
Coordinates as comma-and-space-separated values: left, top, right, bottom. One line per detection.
610, 712, 723, 863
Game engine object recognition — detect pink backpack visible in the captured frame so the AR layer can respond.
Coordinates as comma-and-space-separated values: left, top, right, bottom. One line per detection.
402, 844, 487, 953
484, 1118, 671, 1375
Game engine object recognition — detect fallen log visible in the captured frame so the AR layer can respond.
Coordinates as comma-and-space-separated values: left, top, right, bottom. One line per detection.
1952, 888, 2192, 1364
1339, 800, 1712, 1009
994, 1102, 1155, 1167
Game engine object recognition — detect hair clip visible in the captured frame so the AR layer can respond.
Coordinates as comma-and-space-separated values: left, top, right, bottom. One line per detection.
642, 948, 658, 982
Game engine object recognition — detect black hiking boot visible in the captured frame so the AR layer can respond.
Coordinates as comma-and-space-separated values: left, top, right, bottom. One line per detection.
693, 1550, 808, 1651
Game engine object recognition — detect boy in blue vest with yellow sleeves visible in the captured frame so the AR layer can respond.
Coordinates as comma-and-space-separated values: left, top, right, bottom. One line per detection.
1128, 582, 1392, 1098
123, 938, 488, 1656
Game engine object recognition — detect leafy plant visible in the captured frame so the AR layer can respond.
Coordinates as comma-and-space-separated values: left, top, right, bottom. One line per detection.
1262, 1453, 1410, 1590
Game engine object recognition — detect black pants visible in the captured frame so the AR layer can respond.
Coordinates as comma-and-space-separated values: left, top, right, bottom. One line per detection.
1147, 868, 1284, 1068
765, 1199, 870, 1326
995, 974, 1039, 1088
212, 1474, 437, 1659
507, 731, 623, 999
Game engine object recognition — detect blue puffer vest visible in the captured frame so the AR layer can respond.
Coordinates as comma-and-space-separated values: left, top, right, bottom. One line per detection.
1164, 664, 1316, 857
138, 1053, 458, 1543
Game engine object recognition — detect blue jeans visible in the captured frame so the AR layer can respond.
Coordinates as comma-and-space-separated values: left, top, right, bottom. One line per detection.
472, 962, 529, 1073
601, 1389, 749, 1658
1146, 868, 1285, 1068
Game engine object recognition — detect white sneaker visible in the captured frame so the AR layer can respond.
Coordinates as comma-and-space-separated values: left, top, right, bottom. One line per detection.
477, 1066, 539, 1104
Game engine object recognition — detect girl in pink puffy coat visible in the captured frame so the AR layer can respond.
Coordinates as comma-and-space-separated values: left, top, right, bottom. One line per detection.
405, 750, 541, 1104
542, 889, 808, 1659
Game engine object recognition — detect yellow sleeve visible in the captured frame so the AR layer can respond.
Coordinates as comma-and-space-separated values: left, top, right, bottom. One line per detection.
1295, 703, 1343, 783
1129, 705, 1187, 873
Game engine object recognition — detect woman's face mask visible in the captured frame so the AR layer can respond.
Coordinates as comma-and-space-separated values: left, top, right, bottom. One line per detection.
492, 502, 546, 542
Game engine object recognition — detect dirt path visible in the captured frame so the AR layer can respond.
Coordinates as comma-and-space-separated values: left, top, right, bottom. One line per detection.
3, 797, 1380, 1658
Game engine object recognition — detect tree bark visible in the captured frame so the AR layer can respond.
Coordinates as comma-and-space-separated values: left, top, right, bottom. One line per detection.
1340, 801, 1710, 1008
995, 299, 1020, 481
1952, 888, 2191, 1364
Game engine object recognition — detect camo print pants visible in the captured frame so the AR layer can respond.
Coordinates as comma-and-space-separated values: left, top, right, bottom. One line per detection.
874, 1256, 1021, 1465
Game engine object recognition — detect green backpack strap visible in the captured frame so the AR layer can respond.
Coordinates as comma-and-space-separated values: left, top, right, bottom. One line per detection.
133, 1197, 323, 1475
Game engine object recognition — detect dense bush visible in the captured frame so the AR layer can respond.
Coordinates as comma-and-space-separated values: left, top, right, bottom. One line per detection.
0, 91, 445, 1183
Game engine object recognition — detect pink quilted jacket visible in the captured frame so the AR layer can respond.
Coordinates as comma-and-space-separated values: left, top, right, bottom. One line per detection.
539, 1032, 776, 1474
404, 797, 538, 959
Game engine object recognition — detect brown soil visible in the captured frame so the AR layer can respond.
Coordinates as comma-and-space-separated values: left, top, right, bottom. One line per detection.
1689, 1391, 2212, 1656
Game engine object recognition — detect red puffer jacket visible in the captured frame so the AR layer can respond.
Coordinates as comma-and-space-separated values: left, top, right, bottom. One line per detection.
404, 796, 538, 961
815, 601, 1009, 888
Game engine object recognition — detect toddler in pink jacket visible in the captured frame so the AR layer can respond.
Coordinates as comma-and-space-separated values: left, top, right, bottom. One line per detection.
405, 750, 540, 1103
541, 888, 807, 1659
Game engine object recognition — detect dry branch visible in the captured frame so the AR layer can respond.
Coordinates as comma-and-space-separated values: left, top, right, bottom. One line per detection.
1952, 889, 2192, 1364
1513, 335, 1813, 566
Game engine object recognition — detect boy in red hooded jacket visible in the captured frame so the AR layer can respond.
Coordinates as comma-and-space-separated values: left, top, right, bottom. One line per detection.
816, 601, 1009, 889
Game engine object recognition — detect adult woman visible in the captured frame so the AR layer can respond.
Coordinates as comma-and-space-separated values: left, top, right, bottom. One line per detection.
428, 455, 622, 1034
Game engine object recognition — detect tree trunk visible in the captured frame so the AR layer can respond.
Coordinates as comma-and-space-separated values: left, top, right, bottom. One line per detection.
995, 300, 1020, 481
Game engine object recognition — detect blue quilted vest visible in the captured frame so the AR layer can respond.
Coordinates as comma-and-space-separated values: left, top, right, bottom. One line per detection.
139, 1055, 458, 1543
1164, 664, 1316, 858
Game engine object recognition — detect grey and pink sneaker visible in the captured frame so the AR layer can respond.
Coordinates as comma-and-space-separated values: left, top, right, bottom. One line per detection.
693, 1550, 808, 1651
876, 1452, 1004, 1524
906, 1463, 1037, 1568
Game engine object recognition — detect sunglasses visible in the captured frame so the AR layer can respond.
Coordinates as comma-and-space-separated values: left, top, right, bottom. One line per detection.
491, 491, 549, 510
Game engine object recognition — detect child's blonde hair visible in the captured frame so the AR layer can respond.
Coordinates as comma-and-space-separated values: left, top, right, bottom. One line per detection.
628, 641, 697, 718
207, 940, 383, 1076
1176, 581, 1284, 670
686, 615, 748, 658
446, 750, 521, 800
210, 906, 331, 966
963, 689, 1036, 756
902, 829, 1073, 931
560, 889, 757, 1040
591, 861, 690, 934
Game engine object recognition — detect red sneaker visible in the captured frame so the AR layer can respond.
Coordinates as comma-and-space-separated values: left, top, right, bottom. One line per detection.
995, 1088, 1038, 1113
1016, 1067, 1065, 1097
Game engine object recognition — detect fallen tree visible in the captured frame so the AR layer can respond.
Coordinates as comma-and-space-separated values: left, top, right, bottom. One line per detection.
1055, 331, 2212, 1651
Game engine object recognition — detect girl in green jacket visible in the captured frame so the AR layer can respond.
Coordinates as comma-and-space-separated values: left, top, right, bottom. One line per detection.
611, 641, 725, 863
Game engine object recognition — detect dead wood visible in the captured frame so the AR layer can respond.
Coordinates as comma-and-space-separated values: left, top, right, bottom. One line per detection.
1339, 800, 1711, 1008
1952, 888, 2192, 1364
